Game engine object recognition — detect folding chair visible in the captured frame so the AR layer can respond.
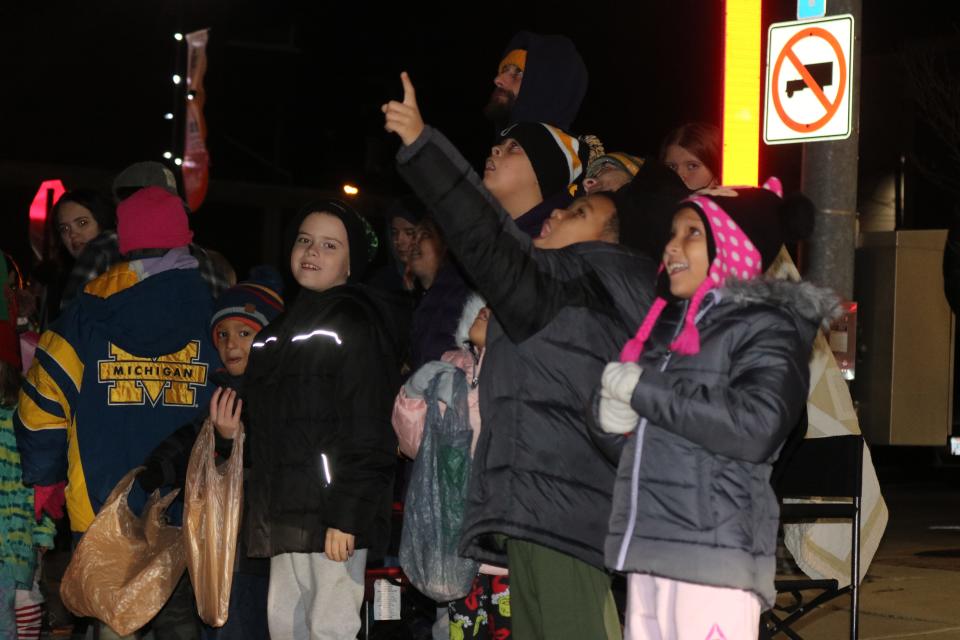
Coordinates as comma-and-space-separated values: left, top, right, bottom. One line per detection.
761, 434, 864, 640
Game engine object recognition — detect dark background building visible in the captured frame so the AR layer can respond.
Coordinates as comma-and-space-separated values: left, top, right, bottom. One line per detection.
2, 1, 959, 279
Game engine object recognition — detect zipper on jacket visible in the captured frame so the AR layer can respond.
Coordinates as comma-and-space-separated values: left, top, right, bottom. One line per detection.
469, 346, 481, 388
614, 296, 716, 571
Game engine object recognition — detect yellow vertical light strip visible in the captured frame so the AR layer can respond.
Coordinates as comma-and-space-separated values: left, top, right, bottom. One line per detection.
723, 0, 762, 186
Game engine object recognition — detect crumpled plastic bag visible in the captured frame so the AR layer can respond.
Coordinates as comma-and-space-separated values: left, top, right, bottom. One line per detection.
400, 369, 479, 601
183, 418, 244, 627
60, 467, 186, 636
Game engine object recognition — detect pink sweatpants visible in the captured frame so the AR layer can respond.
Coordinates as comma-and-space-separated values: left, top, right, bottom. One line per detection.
625, 574, 761, 640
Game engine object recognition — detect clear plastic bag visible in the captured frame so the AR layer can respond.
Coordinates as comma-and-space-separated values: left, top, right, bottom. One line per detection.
400, 369, 478, 601
183, 418, 244, 627
60, 467, 187, 636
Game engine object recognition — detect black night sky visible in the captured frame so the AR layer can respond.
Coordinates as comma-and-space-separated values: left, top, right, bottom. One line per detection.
3, 1, 960, 278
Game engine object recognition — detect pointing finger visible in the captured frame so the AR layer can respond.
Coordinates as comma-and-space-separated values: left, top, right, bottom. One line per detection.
400, 71, 416, 108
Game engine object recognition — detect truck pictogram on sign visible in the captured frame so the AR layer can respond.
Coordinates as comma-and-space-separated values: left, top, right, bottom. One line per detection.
764, 15, 854, 145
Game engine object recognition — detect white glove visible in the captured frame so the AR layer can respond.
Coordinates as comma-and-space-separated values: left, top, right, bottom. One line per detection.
599, 391, 640, 434
602, 361, 643, 404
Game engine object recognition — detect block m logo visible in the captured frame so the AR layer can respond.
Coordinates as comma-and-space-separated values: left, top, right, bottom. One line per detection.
98, 341, 208, 407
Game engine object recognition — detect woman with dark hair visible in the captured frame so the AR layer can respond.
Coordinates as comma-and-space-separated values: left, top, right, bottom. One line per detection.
407, 216, 471, 371
53, 190, 115, 261
659, 122, 721, 191
34, 189, 115, 328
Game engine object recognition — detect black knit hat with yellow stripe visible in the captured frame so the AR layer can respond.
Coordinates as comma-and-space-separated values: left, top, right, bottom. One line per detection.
495, 122, 589, 198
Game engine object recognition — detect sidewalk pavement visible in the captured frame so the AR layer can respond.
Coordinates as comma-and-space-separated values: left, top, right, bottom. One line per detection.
780, 483, 960, 639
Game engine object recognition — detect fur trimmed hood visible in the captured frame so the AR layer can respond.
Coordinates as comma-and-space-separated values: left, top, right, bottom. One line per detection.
454, 292, 487, 347
719, 277, 841, 330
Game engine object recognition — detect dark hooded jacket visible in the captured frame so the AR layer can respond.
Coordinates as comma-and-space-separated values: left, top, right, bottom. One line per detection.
243, 206, 402, 557
409, 263, 470, 371
396, 126, 686, 569
15, 257, 218, 533
243, 284, 401, 557
598, 278, 838, 608
367, 195, 423, 296
500, 31, 588, 131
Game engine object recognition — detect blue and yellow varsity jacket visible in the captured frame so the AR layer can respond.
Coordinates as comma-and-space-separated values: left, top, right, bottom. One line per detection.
14, 261, 219, 532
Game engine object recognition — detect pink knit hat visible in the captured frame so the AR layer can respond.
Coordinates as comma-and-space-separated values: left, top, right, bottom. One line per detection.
117, 186, 193, 255
620, 177, 795, 362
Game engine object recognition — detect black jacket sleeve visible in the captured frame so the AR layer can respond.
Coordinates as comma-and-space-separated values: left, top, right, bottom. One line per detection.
396, 126, 606, 344
140, 394, 239, 492
140, 422, 199, 492
629, 312, 811, 463
585, 386, 629, 464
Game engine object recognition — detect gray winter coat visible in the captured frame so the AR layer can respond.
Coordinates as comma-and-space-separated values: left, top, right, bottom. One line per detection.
603, 278, 837, 608
396, 126, 687, 569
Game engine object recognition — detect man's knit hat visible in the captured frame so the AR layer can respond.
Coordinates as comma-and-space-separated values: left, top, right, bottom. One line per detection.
498, 49, 527, 74
586, 152, 644, 179
210, 266, 285, 345
495, 122, 589, 198
620, 177, 815, 362
116, 186, 193, 255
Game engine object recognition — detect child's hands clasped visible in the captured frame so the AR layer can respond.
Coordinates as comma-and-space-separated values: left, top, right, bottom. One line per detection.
382, 71, 425, 147
599, 362, 643, 435
602, 362, 643, 403
209, 387, 243, 440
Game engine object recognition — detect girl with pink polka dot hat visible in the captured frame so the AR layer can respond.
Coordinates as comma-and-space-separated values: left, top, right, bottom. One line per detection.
593, 178, 840, 639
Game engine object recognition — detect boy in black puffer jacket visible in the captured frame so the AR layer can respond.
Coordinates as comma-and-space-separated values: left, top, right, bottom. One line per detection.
237, 201, 401, 639
384, 72, 687, 640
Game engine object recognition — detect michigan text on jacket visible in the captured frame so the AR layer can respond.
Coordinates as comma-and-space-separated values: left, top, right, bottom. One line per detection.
97, 340, 209, 407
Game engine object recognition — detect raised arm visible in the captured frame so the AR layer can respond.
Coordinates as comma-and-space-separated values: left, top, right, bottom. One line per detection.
383, 73, 602, 342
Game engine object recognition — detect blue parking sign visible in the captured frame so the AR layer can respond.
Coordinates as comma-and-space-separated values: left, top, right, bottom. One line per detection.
798, 0, 827, 19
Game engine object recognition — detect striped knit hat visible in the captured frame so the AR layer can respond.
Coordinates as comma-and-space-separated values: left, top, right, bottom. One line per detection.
496, 122, 588, 198
587, 152, 644, 179
210, 266, 285, 345
620, 177, 814, 362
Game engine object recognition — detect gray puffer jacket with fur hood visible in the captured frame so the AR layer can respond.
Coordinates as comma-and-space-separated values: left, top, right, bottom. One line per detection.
600, 277, 838, 609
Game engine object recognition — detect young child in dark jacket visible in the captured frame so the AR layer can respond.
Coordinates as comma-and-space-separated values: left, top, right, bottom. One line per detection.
384, 73, 688, 640
141, 267, 284, 640
235, 200, 400, 639
596, 180, 837, 639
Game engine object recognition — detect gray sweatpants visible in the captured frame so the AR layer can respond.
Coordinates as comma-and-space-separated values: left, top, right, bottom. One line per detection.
267, 551, 367, 640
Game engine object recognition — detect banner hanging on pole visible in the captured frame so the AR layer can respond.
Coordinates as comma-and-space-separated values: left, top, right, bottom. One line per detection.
183, 29, 211, 211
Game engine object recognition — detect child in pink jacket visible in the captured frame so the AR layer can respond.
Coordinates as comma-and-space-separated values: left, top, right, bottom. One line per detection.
392, 293, 512, 640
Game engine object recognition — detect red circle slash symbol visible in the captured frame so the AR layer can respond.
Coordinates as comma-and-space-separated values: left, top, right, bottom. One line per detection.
771, 26, 847, 133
